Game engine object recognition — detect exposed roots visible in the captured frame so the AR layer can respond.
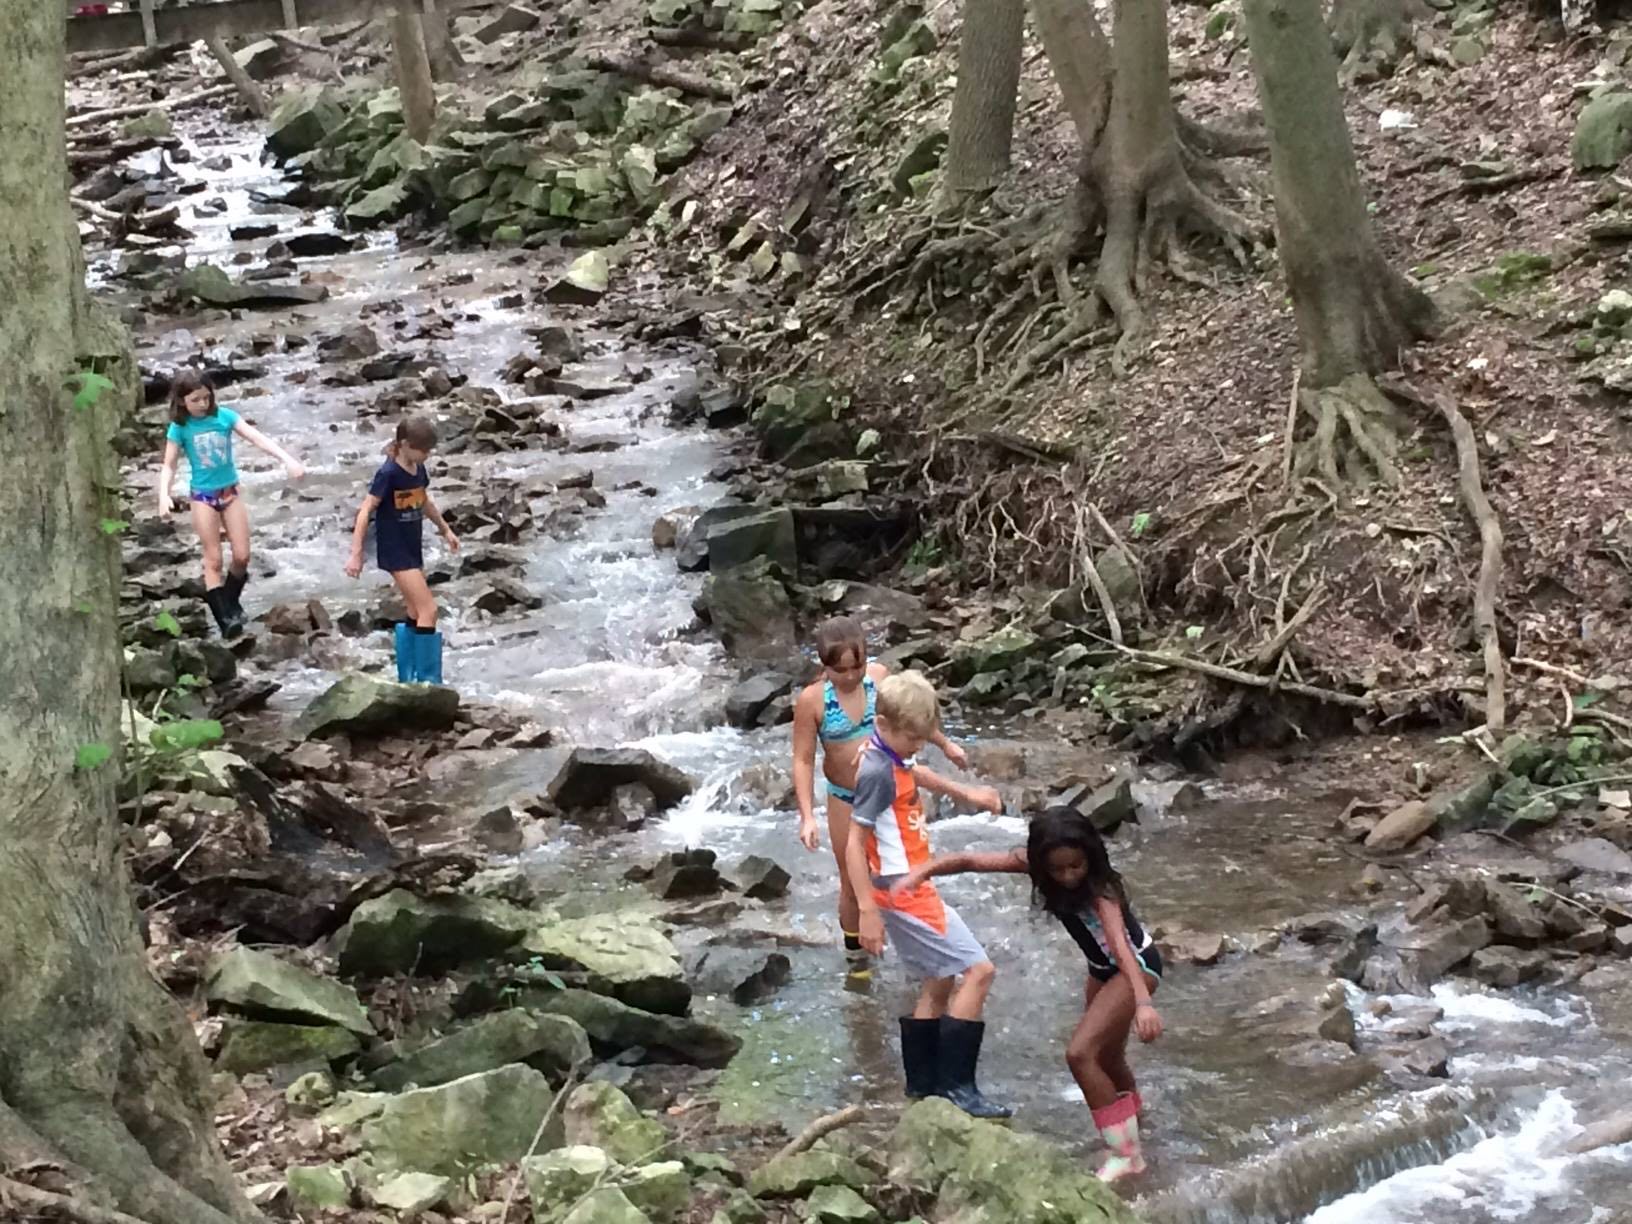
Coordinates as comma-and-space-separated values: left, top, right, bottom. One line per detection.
1292, 373, 1406, 489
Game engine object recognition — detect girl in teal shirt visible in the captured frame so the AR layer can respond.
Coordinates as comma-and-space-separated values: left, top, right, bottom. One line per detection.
157, 372, 305, 638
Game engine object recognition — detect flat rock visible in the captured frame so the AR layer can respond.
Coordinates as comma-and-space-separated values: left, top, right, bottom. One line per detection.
517, 987, 740, 1068
1555, 837, 1632, 876
1365, 800, 1437, 852
337, 889, 534, 977
178, 263, 328, 308
371, 1010, 591, 1092
294, 673, 459, 740
360, 1065, 562, 1174
216, 1019, 361, 1074
206, 947, 373, 1035
524, 913, 690, 1015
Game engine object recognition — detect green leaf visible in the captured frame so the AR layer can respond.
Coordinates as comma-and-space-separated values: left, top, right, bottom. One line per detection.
75, 742, 113, 770
149, 719, 224, 753
98, 518, 128, 535
1185, 625, 1204, 640
176, 673, 206, 691
1130, 512, 1152, 538
153, 610, 183, 638
74, 599, 96, 615
67, 370, 115, 412
1572, 690, 1605, 711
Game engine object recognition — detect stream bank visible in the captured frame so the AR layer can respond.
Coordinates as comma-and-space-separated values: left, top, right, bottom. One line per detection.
63, 14, 1632, 1224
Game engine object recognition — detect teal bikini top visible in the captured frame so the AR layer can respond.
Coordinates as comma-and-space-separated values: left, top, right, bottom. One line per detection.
820, 675, 876, 743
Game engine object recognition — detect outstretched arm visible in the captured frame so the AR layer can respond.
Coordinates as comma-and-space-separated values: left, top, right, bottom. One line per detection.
234, 420, 305, 478
928, 726, 968, 770
913, 763, 1001, 813
892, 848, 1026, 896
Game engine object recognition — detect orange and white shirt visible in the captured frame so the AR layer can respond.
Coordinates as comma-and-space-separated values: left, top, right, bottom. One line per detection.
850, 738, 949, 934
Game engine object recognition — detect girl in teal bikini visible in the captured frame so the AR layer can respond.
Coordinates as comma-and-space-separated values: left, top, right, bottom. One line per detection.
791, 616, 968, 961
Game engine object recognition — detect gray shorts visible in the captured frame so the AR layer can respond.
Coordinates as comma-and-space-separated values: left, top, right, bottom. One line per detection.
875, 875, 989, 980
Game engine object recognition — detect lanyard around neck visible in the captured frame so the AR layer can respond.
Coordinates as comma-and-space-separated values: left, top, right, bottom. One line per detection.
869, 731, 911, 769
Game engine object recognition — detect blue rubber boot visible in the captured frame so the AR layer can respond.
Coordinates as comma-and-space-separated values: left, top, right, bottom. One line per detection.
394, 622, 414, 683
414, 629, 443, 685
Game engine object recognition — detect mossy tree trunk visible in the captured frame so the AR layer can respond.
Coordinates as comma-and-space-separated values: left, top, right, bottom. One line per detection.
1241, 0, 1436, 487
1030, 0, 1261, 370
943, 0, 1027, 198
0, 5, 259, 1222
391, 10, 437, 142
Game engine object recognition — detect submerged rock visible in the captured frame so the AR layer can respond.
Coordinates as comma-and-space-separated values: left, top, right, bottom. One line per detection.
178, 263, 329, 308
294, 673, 460, 739
206, 946, 373, 1035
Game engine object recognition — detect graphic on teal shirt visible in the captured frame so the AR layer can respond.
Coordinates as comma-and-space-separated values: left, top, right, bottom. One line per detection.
166, 406, 241, 493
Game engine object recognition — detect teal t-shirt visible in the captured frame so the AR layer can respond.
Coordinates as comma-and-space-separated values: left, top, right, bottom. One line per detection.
166, 406, 241, 493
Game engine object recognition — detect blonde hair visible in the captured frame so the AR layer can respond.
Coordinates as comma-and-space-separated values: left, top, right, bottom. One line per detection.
876, 671, 940, 736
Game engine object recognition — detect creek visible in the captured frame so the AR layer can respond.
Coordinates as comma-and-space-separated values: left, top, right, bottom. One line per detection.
107, 121, 1632, 1224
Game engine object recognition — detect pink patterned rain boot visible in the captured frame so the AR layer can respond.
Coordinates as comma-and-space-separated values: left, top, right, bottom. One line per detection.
1092, 1091, 1146, 1182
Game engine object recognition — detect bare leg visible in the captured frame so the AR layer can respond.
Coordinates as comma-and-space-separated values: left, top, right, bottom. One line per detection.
947, 960, 995, 1020
391, 567, 437, 628
913, 976, 955, 1020
1065, 973, 1138, 1110
188, 500, 224, 589
1083, 978, 1139, 1096
826, 797, 861, 936
219, 497, 250, 581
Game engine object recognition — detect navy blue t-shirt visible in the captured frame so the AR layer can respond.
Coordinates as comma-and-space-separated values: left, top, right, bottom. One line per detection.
369, 458, 429, 573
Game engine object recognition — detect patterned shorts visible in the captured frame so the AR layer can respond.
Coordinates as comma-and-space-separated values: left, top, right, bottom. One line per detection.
190, 484, 239, 509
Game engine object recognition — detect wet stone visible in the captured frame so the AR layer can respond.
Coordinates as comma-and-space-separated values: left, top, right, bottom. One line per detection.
1470, 946, 1549, 988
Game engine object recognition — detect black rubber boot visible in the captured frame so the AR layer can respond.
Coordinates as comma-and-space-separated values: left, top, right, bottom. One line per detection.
936, 1017, 1013, 1119
899, 1017, 941, 1100
223, 565, 249, 621
204, 587, 243, 640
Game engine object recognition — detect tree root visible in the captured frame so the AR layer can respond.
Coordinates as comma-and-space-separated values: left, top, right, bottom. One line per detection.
773, 1105, 865, 1163
1293, 373, 1405, 489
0, 1175, 159, 1224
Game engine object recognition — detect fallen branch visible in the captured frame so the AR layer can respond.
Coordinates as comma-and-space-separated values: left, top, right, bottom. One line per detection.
773, 1105, 865, 1163
1423, 166, 1558, 206
1103, 639, 1375, 709
1249, 581, 1326, 670
1426, 386, 1506, 734
0, 1176, 157, 1224
65, 83, 236, 129
1512, 656, 1595, 688
1077, 523, 1124, 646
497, 1062, 585, 1224
587, 51, 736, 101
1086, 502, 1148, 616
205, 35, 269, 118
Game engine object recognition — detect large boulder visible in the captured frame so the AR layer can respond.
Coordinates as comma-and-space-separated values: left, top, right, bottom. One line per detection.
359, 1065, 562, 1174
1574, 91, 1632, 171
888, 1098, 1139, 1223
337, 890, 534, 977
371, 1010, 591, 1091
548, 748, 695, 812
524, 913, 690, 1015
217, 1020, 361, 1074
676, 504, 762, 572
205, 947, 373, 1035
564, 1082, 667, 1166
517, 987, 740, 1067
177, 264, 328, 308
267, 86, 345, 157
706, 508, 796, 575
949, 626, 1039, 682
699, 559, 797, 662
1365, 915, 1492, 992
294, 673, 459, 740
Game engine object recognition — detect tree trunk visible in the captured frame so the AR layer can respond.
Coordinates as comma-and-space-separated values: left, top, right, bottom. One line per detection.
420, 8, 464, 81
1241, 0, 1434, 484
0, 5, 259, 1223
390, 10, 437, 142
1029, 0, 1260, 371
203, 35, 268, 119
943, 0, 1026, 197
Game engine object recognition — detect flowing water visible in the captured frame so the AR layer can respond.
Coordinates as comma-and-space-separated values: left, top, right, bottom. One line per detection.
108, 122, 1632, 1223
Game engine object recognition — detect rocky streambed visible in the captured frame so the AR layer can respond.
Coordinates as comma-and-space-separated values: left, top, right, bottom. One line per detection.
82, 89, 1632, 1224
